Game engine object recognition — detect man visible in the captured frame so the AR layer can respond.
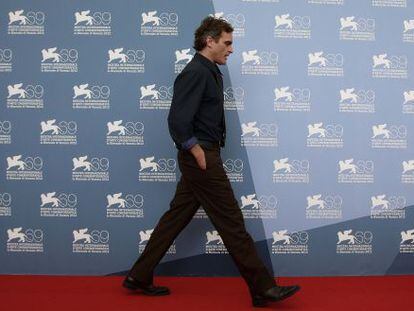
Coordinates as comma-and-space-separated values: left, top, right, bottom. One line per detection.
123, 16, 300, 307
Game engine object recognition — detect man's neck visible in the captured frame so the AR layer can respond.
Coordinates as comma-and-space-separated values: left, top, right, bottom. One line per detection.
198, 50, 216, 64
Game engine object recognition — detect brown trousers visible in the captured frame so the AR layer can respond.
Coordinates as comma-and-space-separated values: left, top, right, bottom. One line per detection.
128, 146, 276, 295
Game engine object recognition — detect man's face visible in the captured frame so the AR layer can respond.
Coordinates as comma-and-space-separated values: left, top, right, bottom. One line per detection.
209, 31, 233, 65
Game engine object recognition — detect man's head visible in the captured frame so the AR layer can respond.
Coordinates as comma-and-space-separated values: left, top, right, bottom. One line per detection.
194, 16, 234, 65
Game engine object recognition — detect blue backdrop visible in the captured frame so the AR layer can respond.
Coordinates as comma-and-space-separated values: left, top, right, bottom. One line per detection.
1, 0, 413, 276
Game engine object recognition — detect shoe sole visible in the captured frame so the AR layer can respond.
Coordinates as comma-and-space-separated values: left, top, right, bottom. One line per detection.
252, 286, 301, 307
122, 280, 171, 296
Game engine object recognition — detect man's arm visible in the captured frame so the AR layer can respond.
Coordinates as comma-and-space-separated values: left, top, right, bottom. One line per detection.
168, 68, 207, 170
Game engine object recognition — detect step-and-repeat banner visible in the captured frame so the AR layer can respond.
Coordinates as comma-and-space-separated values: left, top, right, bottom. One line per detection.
1, 0, 413, 276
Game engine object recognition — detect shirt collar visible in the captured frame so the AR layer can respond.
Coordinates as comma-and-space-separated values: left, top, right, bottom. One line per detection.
194, 52, 222, 76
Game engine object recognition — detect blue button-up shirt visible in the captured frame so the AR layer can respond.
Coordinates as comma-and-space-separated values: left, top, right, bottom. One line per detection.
168, 53, 226, 150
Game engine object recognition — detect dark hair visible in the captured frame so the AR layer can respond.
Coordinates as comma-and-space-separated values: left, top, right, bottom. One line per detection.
193, 16, 233, 51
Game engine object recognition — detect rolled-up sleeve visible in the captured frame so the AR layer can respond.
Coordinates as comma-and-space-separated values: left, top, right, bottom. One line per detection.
168, 68, 206, 150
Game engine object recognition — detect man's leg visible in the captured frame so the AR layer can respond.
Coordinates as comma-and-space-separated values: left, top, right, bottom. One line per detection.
128, 174, 200, 284
179, 147, 276, 296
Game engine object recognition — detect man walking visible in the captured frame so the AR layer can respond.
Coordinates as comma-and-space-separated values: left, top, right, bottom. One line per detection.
123, 16, 300, 307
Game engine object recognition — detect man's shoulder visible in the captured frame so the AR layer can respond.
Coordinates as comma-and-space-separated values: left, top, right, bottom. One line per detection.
181, 59, 209, 76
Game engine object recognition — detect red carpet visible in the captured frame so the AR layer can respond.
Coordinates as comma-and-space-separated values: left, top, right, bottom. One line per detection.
1, 275, 412, 310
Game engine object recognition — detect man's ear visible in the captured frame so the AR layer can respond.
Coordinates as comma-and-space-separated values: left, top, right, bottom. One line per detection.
205, 36, 214, 48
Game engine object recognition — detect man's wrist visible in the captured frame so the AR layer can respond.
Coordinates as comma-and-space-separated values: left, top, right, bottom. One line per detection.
181, 136, 198, 150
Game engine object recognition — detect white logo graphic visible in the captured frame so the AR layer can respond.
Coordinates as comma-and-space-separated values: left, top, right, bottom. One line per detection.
338, 159, 357, 174
0, 192, 12, 216
7, 227, 26, 242
404, 20, 414, 33
73, 229, 92, 243
139, 84, 173, 109
274, 87, 311, 112
373, 54, 390, 68
41, 47, 61, 62
275, 87, 293, 101
107, 48, 145, 73
241, 122, 260, 136
336, 229, 373, 254
307, 195, 325, 209
8, 10, 45, 34
337, 230, 356, 244
139, 229, 154, 244
274, 14, 311, 39
241, 50, 278, 75
206, 231, 223, 244
6, 155, 43, 180
224, 87, 245, 110
338, 159, 374, 183
72, 156, 91, 171
138, 156, 176, 182
108, 48, 126, 63
6, 227, 44, 252
371, 124, 407, 148
372, 124, 389, 138
41, 48, 78, 72
402, 160, 414, 174
40, 192, 77, 217
308, 51, 343, 76
241, 122, 278, 146
8, 10, 28, 25
272, 230, 292, 245
107, 120, 125, 135
401, 230, 414, 244
271, 230, 309, 254
40, 192, 60, 207
141, 11, 160, 26
106, 193, 144, 218
6, 155, 25, 170
241, 194, 259, 209
273, 158, 292, 173
275, 14, 293, 29
340, 88, 357, 103
273, 158, 309, 182
308, 123, 326, 137
306, 194, 342, 219
73, 229, 91, 243
0, 48, 13, 72
340, 17, 357, 30
140, 84, 159, 99
107, 193, 126, 208
73, 10, 111, 35
73, 84, 110, 109
223, 158, 244, 182
242, 50, 261, 65
175, 49, 193, 64
40, 120, 59, 134
73, 84, 92, 99
371, 195, 388, 209
372, 53, 407, 78
403, 90, 414, 104
7, 83, 44, 109
339, 88, 375, 113
370, 195, 406, 219
7, 83, 27, 98
72, 229, 109, 253
75, 10, 95, 25
141, 11, 179, 36
106, 121, 144, 145
139, 157, 159, 172
239, 194, 277, 219
308, 52, 326, 66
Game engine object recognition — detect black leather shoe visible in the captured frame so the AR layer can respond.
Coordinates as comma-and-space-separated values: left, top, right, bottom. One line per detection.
252, 285, 300, 307
122, 276, 170, 296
